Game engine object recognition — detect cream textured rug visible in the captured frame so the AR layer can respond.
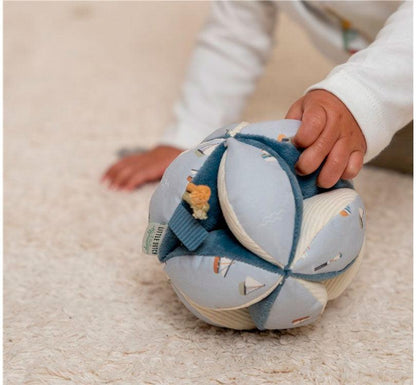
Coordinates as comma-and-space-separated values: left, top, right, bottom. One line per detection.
4, 3, 412, 384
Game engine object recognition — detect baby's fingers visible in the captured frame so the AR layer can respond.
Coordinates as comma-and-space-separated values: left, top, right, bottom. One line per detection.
292, 105, 326, 149
341, 151, 364, 180
285, 99, 303, 120
317, 139, 350, 188
295, 125, 338, 176
122, 162, 167, 190
123, 173, 152, 191
108, 166, 136, 190
101, 161, 125, 183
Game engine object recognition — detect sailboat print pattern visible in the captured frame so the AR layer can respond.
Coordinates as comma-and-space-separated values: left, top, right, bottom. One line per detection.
340, 205, 352, 217
260, 150, 277, 162
239, 276, 266, 296
314, 253, 342, 272
213, 256, 235, 278
277, 134, 290, 143
195, 140, 222, 157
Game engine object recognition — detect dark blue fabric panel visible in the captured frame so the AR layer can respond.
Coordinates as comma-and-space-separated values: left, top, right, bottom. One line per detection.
159, 143, 227, 260
165, 229, 285, 275
189, 143, 227, 231
248, 277, 287, 330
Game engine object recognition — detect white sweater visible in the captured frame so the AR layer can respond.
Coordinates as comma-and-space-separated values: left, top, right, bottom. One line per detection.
160, 0, 413, 163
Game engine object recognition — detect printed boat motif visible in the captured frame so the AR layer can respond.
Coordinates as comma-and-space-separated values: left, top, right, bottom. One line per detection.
213, 256, 234, 278
314, 253, 342, 272
195, 142, 219, 157
260, 150, 276, 162
239, 276, 265, 295
340, 205, 352, 217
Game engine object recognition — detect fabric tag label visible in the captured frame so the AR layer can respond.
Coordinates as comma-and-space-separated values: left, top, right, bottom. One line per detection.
142, 223, 168, 255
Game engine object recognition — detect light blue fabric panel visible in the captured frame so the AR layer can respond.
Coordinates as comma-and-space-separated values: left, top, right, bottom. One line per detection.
170, 282, 223, 328
164, 255, 280, 309
202, 123, 240, 142
222, 138, 296, 267
149, 138, 225, 224
291, 196, 365, 276
240, 119, 300, 141
263, 277, 325, 330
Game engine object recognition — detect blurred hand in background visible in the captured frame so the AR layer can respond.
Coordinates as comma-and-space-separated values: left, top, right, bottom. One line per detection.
101, 145, 182, 191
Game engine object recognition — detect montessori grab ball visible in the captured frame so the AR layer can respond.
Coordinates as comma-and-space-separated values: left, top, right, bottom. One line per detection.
142, 120, 365, 330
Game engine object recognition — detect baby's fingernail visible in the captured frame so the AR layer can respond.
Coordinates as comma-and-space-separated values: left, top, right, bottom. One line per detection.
294, 166, 304, 175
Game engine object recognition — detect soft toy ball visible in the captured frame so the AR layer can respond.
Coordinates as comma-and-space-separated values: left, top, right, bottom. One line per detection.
142, 120, 365, 330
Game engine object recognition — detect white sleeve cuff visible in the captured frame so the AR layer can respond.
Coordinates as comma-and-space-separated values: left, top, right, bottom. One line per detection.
305, 69, 395, 163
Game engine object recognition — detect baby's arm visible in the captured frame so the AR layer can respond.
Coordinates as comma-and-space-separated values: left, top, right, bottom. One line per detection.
102, 1, 277, 190
159, 1, 277, 150
288, 1, 412, 188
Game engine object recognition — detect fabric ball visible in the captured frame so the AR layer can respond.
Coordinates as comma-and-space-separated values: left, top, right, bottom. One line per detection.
142, 120, 366, 330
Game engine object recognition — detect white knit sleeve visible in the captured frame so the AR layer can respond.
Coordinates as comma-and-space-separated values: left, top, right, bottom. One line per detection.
306, 1, 413, 163
159, 1, 277, 149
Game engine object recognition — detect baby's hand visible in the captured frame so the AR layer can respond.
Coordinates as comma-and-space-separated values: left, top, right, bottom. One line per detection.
285, 89, 367, 188
101, 145, 183, 191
